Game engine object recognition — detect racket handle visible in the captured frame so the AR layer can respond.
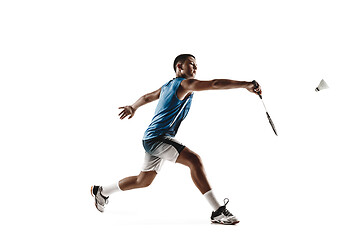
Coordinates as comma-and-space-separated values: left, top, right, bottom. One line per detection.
252, 80, 262, 99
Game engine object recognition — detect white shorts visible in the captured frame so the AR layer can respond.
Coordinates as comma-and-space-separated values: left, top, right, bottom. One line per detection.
142, 136, 186, 173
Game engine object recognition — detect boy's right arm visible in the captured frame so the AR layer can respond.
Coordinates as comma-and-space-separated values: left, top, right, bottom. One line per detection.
177, 79, 261, 100
181, 79, 261, 93
118, 87, 161, 120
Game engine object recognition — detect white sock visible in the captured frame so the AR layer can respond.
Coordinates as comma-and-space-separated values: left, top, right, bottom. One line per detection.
203, 189, 221, 211
101, 182, 121, 197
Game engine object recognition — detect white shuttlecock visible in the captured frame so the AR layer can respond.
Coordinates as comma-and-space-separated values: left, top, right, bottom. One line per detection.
315, 79, 329, 92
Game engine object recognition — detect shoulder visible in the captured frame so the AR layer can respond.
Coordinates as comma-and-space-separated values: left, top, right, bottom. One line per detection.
180, 78, 215, 91
176, 78, 195, 100
180, 78, 197, 88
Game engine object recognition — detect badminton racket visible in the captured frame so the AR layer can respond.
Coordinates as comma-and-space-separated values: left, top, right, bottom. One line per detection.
252, 80, 278, 136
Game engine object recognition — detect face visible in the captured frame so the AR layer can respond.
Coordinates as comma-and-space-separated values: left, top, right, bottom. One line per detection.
178, 57, 197, 78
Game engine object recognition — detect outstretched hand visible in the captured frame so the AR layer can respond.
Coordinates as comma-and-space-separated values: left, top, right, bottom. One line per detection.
118, 106, 135, 120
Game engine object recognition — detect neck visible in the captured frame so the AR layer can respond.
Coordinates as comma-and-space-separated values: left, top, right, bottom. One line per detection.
176, 76, 186, 79
176, 72, 186, 78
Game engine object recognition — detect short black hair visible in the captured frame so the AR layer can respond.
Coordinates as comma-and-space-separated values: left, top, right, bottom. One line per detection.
173, 54, 195, 72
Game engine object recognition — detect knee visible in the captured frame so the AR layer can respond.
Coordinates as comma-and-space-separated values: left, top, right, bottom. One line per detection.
136, 175, 154, 188
188, 153, 203, 169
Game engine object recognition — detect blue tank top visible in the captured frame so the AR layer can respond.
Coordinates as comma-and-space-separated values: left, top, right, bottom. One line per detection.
143, 77, 193, 140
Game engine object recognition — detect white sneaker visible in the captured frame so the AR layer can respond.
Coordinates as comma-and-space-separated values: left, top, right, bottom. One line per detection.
90, 185, 109, 213
211, 198, 239, 225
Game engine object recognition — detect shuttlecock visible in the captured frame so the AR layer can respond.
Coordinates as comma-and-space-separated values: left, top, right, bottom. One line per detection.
315, 79, 329, 92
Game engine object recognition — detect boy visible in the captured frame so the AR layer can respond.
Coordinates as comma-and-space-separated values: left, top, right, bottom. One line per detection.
91, 54, 261, 225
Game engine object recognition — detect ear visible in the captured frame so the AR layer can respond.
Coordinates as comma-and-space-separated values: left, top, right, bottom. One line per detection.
177, 63, 182, 70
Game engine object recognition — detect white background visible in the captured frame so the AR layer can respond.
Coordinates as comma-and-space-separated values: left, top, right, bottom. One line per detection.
1, 0, 360, 239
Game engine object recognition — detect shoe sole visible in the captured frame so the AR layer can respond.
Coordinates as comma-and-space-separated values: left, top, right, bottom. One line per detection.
211, 220, 240, 225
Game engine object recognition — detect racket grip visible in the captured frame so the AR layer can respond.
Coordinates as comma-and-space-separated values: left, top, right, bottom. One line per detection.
252, 80, 262, 99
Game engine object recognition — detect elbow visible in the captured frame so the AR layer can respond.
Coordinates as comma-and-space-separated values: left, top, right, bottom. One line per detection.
211, 79, 221, 89
143, 92, 157, 103
143, 94, 152, 103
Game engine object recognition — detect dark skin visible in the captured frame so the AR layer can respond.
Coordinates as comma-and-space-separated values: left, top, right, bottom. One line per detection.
117, 56, 261, 194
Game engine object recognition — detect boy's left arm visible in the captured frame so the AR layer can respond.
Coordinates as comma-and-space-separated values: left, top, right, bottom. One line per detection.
118, 87, 161, 120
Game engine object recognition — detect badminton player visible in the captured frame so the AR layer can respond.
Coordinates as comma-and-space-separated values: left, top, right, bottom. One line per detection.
91, 54, 261, 224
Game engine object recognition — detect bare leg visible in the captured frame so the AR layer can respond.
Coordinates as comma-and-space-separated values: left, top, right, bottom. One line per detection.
118, 170, 157, 191
175, 147, 211, 194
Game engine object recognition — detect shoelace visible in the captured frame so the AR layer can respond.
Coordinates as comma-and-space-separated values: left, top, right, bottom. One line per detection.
222, 198, 234, 217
